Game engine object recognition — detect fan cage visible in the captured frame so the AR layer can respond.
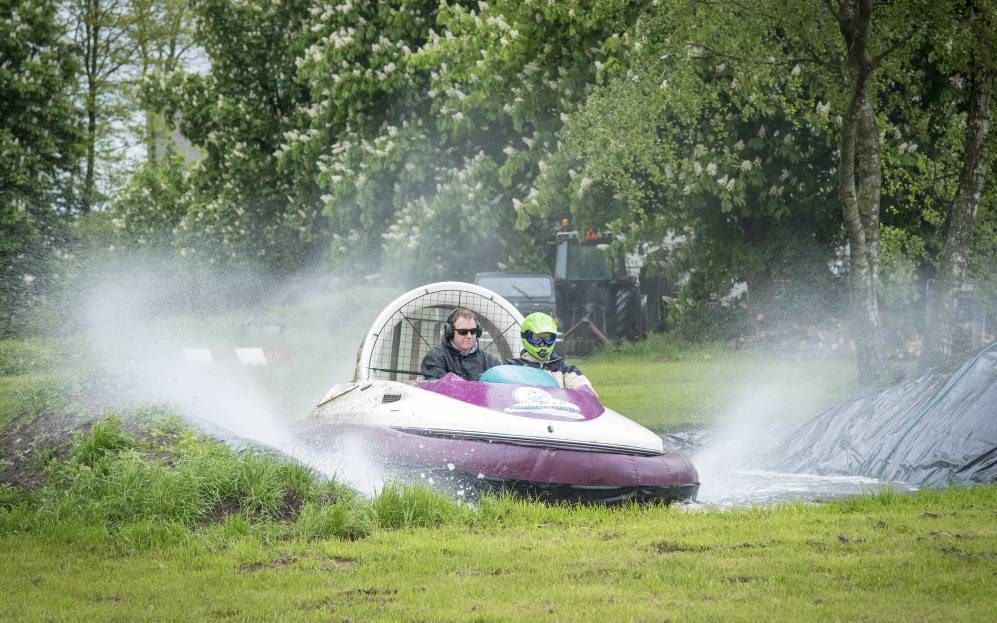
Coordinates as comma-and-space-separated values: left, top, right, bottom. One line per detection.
358, 285, 523, 381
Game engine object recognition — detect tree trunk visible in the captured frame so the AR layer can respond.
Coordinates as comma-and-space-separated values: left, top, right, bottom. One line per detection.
82, 4, 99, 214
921, 68, 994, 367
84, 86, 97, 213
837, 0, 887, 384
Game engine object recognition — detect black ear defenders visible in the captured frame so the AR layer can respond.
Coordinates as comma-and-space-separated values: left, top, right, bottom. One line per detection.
443, 308, 482, 340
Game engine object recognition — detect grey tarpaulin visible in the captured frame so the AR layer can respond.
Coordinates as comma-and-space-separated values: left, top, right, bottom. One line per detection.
776, 342, 997, 487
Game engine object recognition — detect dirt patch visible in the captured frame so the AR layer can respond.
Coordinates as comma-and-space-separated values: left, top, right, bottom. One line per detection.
239, 554, 358, 574
340, 586, 398, 603
0, 410, 183, 492
320, 557, 358, 571
238, 554, 298, 573
0, 413, 89, 490
721, 576, 758, 585
730, 540, 770, 549
206, 496, 243, 524
654, 540, 707, 554
277, 488, 304, 522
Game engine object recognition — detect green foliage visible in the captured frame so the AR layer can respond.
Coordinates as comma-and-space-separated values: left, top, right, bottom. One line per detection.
546, 1, 844, 309
21, 423, 329, 532
0, 377, 78, 428
0, 483, 25, 510
69, 417, 138, 466
295, 497, 373, 541
152, 0, 319, 271
371, 482, 469, 530
122, 0, 993, 346
146, 0, 645, 281
0, 0, 83, 337
111, 519, 192, 553
0, 339, 60, 376
109, 155, 192, 250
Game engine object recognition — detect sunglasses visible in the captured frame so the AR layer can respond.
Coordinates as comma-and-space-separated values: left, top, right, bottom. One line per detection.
524, 331, 556, 346
454, 327, 481, 336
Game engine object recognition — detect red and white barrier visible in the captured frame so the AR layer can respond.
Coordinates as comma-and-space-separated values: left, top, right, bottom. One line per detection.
181, 347, 291, 366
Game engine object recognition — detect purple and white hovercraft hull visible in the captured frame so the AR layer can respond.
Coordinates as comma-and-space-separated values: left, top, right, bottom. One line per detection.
306, 282, 699, 504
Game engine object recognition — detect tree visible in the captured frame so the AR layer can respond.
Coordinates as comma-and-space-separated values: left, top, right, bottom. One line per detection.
68, 0, 137, 212
0, 0, 83, 334
547, 1, 961, 383
921, 0, 996, 366
126, 0, 196, 165
546, 3, 846, 333
154, 0, 316, 271
289, 0, 642, 280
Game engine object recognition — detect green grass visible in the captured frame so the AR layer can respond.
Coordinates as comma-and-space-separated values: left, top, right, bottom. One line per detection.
0, 485, 994, 621
582, 336, 859, 431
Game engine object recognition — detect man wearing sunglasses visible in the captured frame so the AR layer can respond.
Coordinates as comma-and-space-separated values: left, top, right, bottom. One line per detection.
420, 307, 499, 381
504, 312, 593, 391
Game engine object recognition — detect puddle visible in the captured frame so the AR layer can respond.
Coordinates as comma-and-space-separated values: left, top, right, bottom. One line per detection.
692, 469, 916, 508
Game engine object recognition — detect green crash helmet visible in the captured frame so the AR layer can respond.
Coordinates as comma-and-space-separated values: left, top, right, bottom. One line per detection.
521, 312, 558, 361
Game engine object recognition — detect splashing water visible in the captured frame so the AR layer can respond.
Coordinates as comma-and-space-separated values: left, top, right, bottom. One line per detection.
681, 373, 916, 507
76, 259, 392, 496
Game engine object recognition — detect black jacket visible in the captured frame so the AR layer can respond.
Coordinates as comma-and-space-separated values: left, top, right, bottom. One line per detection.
420, 341, 499, 381
503, 351, 592, 390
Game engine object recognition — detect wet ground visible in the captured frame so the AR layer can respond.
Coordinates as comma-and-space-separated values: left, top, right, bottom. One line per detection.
666, 428, 917, 508
691, 469, 914, 508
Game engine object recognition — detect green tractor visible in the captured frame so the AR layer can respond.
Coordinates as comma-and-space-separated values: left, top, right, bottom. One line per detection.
552, 229, 654, 356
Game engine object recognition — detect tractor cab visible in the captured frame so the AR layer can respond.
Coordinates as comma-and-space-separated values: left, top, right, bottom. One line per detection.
552, 230, 643, 355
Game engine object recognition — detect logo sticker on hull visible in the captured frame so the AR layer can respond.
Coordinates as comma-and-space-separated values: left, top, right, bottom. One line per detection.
504, 387, 584, 419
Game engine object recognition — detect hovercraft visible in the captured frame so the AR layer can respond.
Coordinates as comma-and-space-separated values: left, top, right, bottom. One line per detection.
305, 282, 699, 504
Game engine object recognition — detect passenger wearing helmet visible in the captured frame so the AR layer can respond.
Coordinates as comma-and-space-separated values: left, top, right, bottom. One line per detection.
504, 312, 593, 391
420, 307, 499, 381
